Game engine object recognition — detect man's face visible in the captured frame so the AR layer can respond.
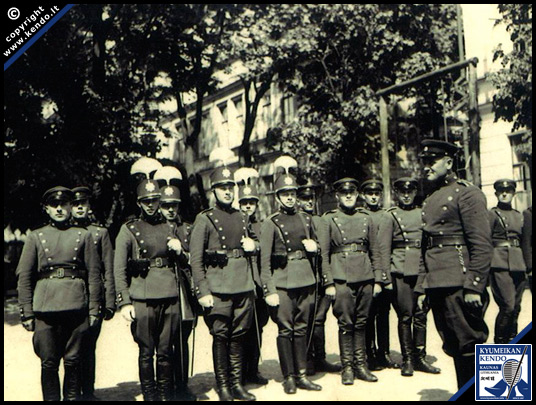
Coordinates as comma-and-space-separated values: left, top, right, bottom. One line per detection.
239, 198, 258, 217
44, 201, 72, 223
138, 197, 160, 217
422, 156, 452, 182
336, 189, 359, 210
363, 190, 382, 208
160, 201, 180, 221
396, 189, 417, 207
298, 195, 315, 213
71, 200, 90, 220
213, 184, 235, 206
278, 190, 297, 210
496, 189, 515, 205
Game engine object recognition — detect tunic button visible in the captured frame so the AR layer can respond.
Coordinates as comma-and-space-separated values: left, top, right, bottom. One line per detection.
42, 240, 47, 244
222, 236, 226, 240
140, 240, 144, 244
448, 196, 453, 201
45, 248, 49, 252
281, 224, 285, 228
143, 250, 147, 254
473, 281, 478, 286
74, 247, 78, 251
475, 276, 481, 282
286, 240, 290, 243
439, 231, 444, 235
219, 227, 223, 231
72, 257, 77, 260
438, 244, 443, 248
442, 206, 448, 211
215, 219, 219, 223
136, 232, 140, 236
47, 257, 52, 261
343, 237, 347, 241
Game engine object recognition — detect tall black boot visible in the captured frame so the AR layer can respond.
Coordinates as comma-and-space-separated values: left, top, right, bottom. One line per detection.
313, 325, 341, 373
338, 330, 355, 385
156, 356, 174, 401
41, 368, 61, 401
139, 357, 158, 401
213, 337, 233, 401
229, 337, 256, 401
365, 316, 383, 371
277, 337, 296, 395
63, 365, 80, 401
294, 336, 322, 391
353, 329, 378, 382
398, 323, 414, 377
454, 355, 475, 389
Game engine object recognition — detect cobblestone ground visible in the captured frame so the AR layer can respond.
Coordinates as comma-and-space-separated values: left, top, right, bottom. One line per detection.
4, 288, 532, 401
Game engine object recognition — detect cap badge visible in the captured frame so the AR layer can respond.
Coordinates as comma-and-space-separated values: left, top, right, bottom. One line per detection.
424, 146, 429, 152
244, 186, 252, 195
284, 176, 293, 185
164, 187, 174, 196
145, 182, 156, 192
222, 169, 231, 178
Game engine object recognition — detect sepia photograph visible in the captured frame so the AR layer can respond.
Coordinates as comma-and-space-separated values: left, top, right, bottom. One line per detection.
4, 4, 532, 401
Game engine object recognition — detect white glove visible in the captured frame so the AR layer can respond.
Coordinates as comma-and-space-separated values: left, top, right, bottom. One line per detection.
265, 293, 280, 307
120, 304, 136, 322
325, 286, 336, 299
302, 239, 318, 253
241, 237, 256, 253
167, 238, 182, 254
198, 294, 214, 308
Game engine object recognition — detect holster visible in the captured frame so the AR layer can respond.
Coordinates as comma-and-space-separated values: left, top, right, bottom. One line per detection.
270, 253, 288, 270
204, 250, 229, 267
127, 258, 150, 278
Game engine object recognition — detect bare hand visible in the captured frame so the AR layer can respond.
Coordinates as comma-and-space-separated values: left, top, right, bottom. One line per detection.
121, 304, 136, 322
265, 293, 280, 307
241, 237, 256, 253
416, 295, 426, 311
384, 283, 393, 290
89, 315, 100, 328
302, 239, 318, 253
373, 283, 383, 298
198, 294, 214, 308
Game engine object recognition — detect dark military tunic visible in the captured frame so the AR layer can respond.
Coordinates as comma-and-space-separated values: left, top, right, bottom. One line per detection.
521, 207, 532, 292
488, 204, 527, 343
418, 174, 493, 358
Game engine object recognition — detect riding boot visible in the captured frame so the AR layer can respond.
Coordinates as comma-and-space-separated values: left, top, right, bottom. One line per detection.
63, 365, 81, 401
213, 336, 233, 402
229, 337, 256, 401
294, 336, 322, 391
41, 368, 61, 401
156, 356, 174, 401
454, 355, 475, 389
139, 357, 158, 401
398, 323, 414, 377
277, 337, 296, 395
338, 330, 355, 385
353, 329, 378, 382
313, 325, 341, 373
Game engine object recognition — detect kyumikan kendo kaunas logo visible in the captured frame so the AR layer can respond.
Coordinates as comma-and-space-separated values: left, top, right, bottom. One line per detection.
476, 344, 531, 401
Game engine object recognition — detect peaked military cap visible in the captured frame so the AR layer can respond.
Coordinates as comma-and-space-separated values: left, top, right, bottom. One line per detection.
71, 186, 91, 202
137, 179, 161, 201
297, 180, 319, 198
361, 179, 384, 192
419, 139, 460, 158
210, 166, 236, 188
238, 184, 260, 201
493, 178, 516, 191
393, 177, 418, 191
42, 186, 74, 204
333, 177, 359, 192
274, 173, 298, 193
160, 185, 181, 202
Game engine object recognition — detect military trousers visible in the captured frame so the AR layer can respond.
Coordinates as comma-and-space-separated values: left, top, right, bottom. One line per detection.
366, 286, 392, 353
490, 269, 527, 342
80, 316, 103, 396
243, 288, 270, 375
271, 285, 315, 339
392, 274, 427, 347
427, 287, 489, 357
204, 292, 254, 339
332, 280, 373, 334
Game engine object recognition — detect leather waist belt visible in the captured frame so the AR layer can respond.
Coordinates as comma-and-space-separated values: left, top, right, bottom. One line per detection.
332, 242, 368, 253
287, 250, 307, 260
150, 257, 172, 268
39, 266, 87, 280
493, 238, 520, 248
426, 235, 466, 248
392, 239, 422, 249
207, 249, 246, 259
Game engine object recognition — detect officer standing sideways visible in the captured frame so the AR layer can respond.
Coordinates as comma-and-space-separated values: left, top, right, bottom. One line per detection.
488, 179, 527, 343
377, 178, 440, 377
154, 166, 198, 401
71, 186, 116, 400
260, 156, 334, 394
114, 158, 185, 401
297, 181, 341, 376
190, 163, 257, 402
521, 206, 532, 292
319, 178, 382, 385
16, 186, 102, 401
361, 179, 398, 371
417, 139, 493, 389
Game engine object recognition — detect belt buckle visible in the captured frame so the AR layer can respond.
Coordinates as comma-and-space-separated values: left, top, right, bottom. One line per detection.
56, 268, 65, 278
350, 243, 358, 252
295, 250, 303, 260
155, 258, 163, 267
414, 239, 421, 248
232, 249, 241, 258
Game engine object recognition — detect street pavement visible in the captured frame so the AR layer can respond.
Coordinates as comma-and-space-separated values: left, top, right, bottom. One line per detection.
4, 288, 532, 401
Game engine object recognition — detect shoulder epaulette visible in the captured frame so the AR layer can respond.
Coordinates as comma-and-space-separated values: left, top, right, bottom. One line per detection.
456, 179, 473, 187
356, 208, 370, 215
267, 212, 281, 221
386, 207, 398, 212
322, 209, 338, 217
200, 207, 214, 215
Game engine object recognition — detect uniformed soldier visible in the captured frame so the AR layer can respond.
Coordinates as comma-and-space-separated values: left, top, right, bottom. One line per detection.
297, 181, 341, 376
260, 165, 334, 394
190, 165, 257, 401
16, 186, 102, 401
416, 139, 493, 389
114, 177, 185, 401
361, 179, 398, 370
488, 179, 527, 343
235, 168, 270, 386
155, 166, 198, 401
521, 206, 532, 292
70, 186, 116, 400
319, 178, 382, 385
377, 178, 440, 377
